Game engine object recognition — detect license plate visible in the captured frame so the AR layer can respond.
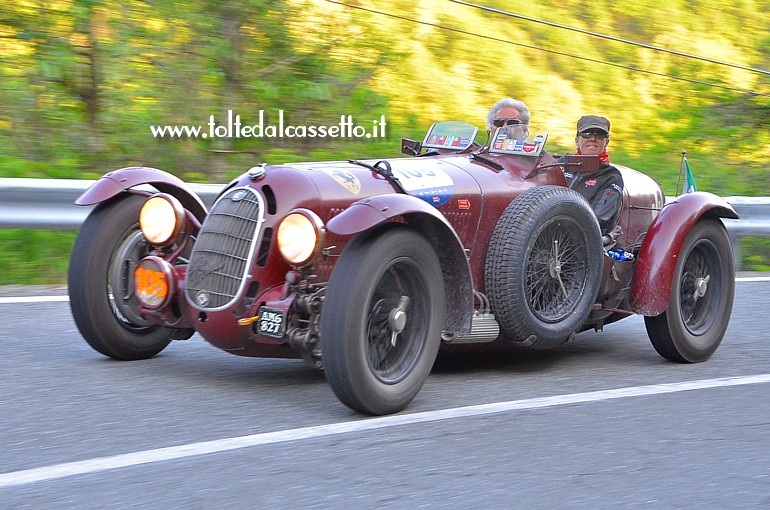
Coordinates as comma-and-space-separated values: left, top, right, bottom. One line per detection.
257, 307, 286, 339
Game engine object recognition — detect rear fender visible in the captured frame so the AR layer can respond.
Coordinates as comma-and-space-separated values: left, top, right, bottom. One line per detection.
630, 192, 738, 315
75, 166, 208, 221
327, 194, 473, 335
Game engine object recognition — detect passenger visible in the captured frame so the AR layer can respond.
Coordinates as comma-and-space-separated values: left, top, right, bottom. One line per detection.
561, 115, 624, 236
486, 97, 530, 141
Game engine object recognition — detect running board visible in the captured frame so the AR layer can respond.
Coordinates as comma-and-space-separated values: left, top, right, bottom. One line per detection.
442, 312, 500, 344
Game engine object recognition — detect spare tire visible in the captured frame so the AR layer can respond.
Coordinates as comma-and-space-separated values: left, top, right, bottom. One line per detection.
485, 185, 603, 348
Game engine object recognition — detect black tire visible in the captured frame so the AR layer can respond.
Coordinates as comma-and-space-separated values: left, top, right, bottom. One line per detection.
68, 194, 173, 360
644, 218, 734, 363
320, 227, 445, 415
485, 186, 603, 348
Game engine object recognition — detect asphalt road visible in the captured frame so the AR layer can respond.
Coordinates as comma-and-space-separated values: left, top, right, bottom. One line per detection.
1, 276, 769, 509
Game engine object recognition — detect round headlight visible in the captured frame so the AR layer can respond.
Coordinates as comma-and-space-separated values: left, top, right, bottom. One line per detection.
134, 256, 175, 310
276, 209, 324, 267
139, 194, 185, 246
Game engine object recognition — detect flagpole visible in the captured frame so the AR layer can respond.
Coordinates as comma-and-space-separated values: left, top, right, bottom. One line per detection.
676, 150, 686, 197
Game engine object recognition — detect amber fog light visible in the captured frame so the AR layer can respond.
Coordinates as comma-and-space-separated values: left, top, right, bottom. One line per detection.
276, 209, 324, 267
134, 256, 175, 309
139, 194, 185, 246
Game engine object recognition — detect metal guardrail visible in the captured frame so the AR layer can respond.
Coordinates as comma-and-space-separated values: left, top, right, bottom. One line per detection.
718, 197, 770, 271
1, 178, 768, 268
0, 178, 223, 230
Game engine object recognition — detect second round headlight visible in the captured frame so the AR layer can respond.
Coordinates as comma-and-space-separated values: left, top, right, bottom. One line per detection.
276, 209, 324, 267
139, 194, 185, 246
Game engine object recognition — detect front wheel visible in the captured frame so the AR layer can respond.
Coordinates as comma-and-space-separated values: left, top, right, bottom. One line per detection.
320, 227, 445, 415
644, 218, 735, 362
68, 194, 173, 360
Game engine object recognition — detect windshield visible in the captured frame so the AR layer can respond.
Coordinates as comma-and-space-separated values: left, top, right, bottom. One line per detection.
422, 121, 478, 150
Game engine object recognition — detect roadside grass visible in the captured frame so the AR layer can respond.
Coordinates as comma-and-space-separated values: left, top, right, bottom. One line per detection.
742, 237, 770, 271
0, 230, 76, 285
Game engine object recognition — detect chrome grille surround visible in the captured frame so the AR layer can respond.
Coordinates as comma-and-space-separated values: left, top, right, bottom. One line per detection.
185, 186, 265, 311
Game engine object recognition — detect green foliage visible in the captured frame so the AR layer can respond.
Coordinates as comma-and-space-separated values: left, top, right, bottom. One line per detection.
0, 0, 767, 189
1, 0, 769, 283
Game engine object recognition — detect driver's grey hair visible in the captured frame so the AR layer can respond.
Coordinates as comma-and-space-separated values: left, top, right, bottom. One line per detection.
486, 97, 531, 130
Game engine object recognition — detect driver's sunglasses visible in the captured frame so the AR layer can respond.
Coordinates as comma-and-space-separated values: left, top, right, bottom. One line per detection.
579, 130, 609, 140
493, 117, 522, 127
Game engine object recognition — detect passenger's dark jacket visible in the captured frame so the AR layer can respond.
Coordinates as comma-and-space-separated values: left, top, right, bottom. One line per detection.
560, 156, 624, 235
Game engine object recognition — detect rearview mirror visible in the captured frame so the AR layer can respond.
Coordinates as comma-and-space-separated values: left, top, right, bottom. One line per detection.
401, 138, 422, 156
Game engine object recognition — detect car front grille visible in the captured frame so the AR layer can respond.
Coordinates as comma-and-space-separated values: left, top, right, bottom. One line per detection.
185, 187, 264, 311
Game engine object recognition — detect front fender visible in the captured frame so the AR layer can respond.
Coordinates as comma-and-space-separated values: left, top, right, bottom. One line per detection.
75, 167, 208, 221
630, 192, 738, 315
326, 194, 437, 235
328, 194, 474, 335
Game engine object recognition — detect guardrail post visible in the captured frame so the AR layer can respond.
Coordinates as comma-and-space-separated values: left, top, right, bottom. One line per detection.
730, 235, 742, 272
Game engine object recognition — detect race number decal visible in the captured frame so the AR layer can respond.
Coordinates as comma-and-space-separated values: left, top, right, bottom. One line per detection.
133, 256, 174, 309
135, 267, 168, 300
391, 161, 455, 206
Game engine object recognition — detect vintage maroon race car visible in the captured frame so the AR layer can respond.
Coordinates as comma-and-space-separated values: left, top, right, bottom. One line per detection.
68, 121, 738, 415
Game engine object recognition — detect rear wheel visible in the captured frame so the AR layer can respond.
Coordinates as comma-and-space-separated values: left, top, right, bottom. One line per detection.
644, 218, 734, 362
69, 194, 173, 360
321, 227, 445, 415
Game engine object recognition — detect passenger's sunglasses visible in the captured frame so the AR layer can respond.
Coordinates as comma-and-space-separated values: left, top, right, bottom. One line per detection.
493, 118, 522, 127
579, 131, 609, 140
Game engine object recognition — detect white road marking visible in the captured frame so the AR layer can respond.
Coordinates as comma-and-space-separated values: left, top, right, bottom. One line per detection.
1, 373, 769, 489
0, 295, 69, 304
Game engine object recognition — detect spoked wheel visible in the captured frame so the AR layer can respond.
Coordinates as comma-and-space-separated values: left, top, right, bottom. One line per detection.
645, 218, 735, 362
526, 221, 592, 322
69, 194, 173, 360
321, 227, 445, 415
485, 186, 603, 348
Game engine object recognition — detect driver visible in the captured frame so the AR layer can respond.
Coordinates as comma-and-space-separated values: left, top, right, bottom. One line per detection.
561, 115, 624, 236
486, 97, 530, 141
